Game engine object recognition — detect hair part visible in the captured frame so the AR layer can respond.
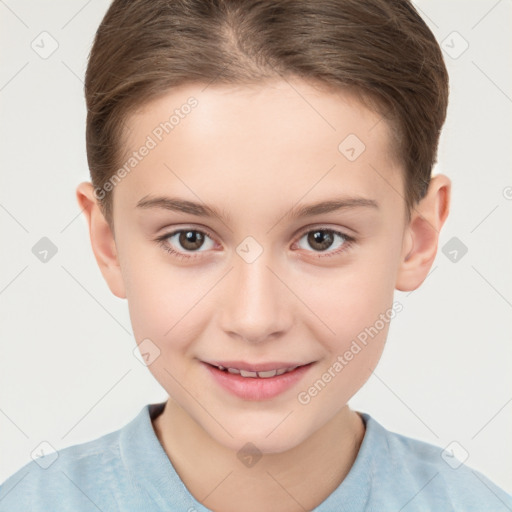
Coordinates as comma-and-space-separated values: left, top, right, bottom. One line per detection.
85, 0, 449, 228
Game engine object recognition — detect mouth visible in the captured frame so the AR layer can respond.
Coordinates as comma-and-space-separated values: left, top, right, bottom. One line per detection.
205, 362, 304, 379
201, 360, 315, 400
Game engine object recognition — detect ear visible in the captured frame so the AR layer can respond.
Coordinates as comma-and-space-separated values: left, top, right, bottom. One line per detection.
395, 174, 451, 291
76, 182, 126, 299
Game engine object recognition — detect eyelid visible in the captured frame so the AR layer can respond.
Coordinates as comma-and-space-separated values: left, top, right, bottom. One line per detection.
156, 224, 219, 244
294, 223, 355, 239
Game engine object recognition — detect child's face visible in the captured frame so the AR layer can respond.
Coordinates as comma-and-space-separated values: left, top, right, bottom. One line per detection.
88, 79, 421, 452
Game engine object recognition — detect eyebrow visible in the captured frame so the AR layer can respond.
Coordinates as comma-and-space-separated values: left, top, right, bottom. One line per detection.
136, 195, 232, 222
136, 195, 379, 223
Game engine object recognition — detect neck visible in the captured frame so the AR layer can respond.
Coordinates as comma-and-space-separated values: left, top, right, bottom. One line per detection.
152, 399, 365, 512
153, 399, 365, 512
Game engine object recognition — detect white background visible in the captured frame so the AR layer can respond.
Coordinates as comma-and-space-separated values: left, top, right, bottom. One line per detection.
1, 0, 511, 497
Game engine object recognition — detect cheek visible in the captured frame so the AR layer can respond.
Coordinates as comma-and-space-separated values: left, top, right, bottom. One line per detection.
302, 257, 397, 349
294, 269, 396, 416
124, 267, 213, 402
292, 241, 400, 405
123, 254, 218, 364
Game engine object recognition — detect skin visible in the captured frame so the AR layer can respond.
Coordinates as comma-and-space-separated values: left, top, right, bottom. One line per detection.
77, 78, 450, 511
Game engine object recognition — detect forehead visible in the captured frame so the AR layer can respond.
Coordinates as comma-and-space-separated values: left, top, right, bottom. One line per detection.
115, 79, 404, 216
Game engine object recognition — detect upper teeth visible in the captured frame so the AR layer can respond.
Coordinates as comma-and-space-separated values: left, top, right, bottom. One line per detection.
218, 365, 298, 378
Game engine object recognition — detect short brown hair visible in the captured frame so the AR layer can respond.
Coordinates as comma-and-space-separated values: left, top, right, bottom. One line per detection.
85, 0, 449, 227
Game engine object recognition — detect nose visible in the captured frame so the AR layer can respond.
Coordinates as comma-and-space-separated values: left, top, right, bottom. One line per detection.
218, 249, 293, 344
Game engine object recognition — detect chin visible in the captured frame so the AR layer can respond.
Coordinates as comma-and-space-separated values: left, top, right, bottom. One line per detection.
205, 412, 319, 455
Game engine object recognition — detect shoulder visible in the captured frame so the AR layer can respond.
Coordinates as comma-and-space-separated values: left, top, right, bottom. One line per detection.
362, 413, 512, 511
0, 428, 123, 511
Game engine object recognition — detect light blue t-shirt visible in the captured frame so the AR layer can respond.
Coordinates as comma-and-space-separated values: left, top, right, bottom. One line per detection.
1, 401, 511, 511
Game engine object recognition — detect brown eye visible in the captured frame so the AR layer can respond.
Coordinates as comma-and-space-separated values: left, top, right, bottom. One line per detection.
178, 230, 205, 250
307, 230, 335, 251
161, 229, 216, 255
296, 228, 352, 254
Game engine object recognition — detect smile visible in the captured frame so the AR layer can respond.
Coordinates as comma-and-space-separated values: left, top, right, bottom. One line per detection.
209, 364, 299, 379
202, 361, 315, 400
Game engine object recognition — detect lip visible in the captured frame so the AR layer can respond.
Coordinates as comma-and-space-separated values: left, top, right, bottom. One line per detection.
202, 361, 315, 401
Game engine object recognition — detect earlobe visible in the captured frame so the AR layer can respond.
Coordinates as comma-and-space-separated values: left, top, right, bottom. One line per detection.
395, 174, 451, 291
75, 182, 127, 299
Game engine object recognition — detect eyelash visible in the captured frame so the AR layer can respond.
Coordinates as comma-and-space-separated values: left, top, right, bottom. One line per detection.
155, 226, 356, 261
